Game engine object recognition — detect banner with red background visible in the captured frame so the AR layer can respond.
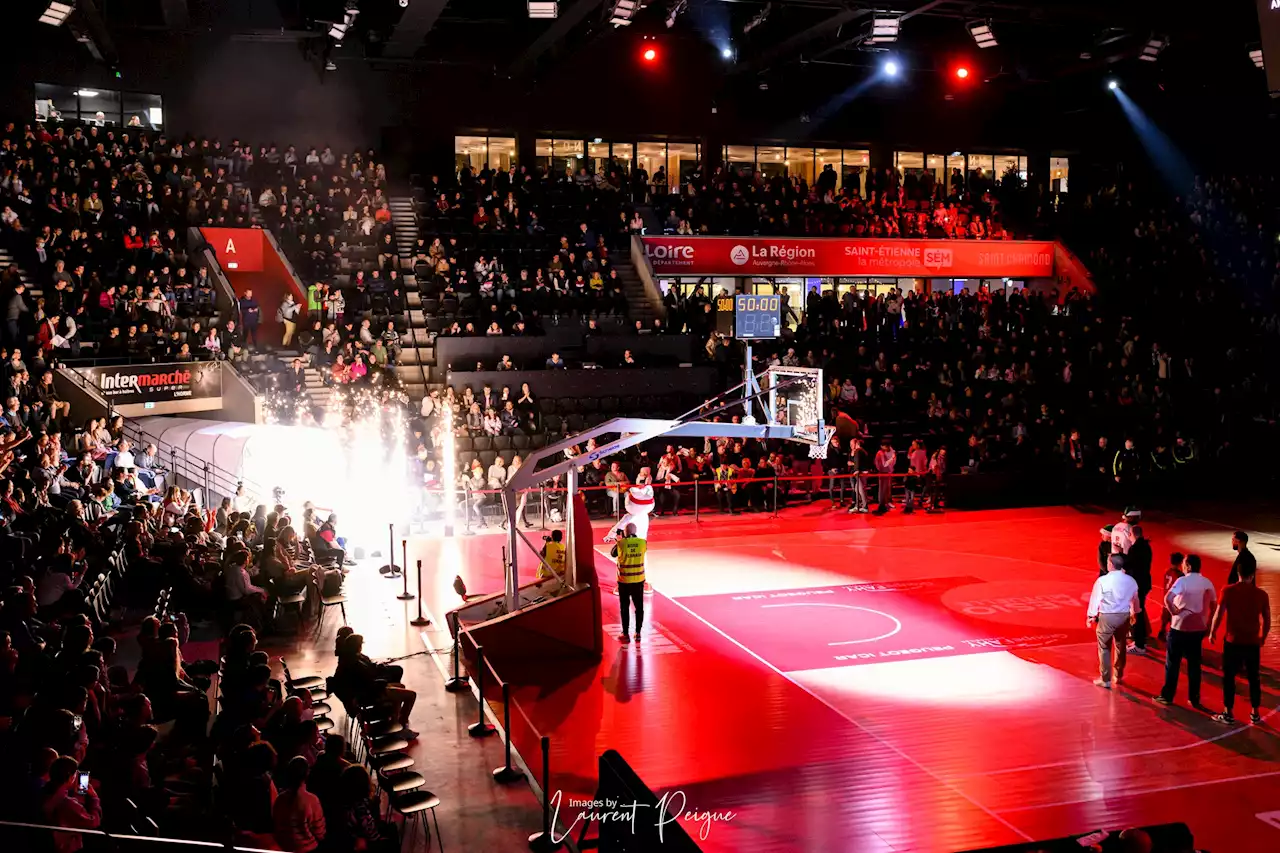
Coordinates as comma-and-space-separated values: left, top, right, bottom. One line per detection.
200, 227, 264, 272
641, 237, 1055, 278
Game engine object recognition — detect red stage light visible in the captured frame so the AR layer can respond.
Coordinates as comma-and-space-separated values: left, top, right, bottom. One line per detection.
955, 66, 969, 79
643, 47, 657, 62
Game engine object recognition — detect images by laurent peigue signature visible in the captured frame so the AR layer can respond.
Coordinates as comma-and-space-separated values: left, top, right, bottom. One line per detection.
549, 789, 737, 842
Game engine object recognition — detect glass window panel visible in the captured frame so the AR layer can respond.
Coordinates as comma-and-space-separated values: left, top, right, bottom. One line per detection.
77, 87, 121, 126
488, 137, 517, 172
1050, 156, 1070, 193
725, 144, 755, 175
787, 147, 816, 184
35, 82, 78, 122
895, 151, 924, 169
636, 142, 666, 185
611, 142, 634, 174
587, 140, 609, 174
455, 135, 488, 173
554, 138, 585, 174
925, 154, 945, 184
814, 148, 841, 191
993, 154, 1020, 186
667, 142, 698, 189
123, 92, 163, 130
757, 145, 786, 178
842, 149, 869, 195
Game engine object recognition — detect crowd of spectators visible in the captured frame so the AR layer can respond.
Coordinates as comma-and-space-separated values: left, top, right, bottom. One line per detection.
0, 387, 425, 848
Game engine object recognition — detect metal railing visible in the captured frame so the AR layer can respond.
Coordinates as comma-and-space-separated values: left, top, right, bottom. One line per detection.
57, 362, 267, 507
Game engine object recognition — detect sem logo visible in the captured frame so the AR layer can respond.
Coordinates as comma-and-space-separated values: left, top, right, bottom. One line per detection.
923, 248, 953, 269
729, 245, 751, 265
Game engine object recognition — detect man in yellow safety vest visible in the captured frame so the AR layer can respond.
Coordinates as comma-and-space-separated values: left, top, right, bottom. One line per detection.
610, 522, 646, 644
538, 530, 566, 581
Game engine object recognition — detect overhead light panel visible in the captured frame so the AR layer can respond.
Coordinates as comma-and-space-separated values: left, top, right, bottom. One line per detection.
528, 1, 558, 18
868, 13, 900, 44
1139, 35, 1168, 62
39, 1, 74, 26
609, 0, 641, 27
1250, 48, 1265, 69
74, 89, 99, 97
967, 21, 997, 49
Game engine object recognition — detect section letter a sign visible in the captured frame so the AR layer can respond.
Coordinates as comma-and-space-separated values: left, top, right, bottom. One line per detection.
199, 227, 264, 272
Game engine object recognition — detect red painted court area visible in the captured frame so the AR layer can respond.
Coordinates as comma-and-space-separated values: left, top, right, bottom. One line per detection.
415, 505, 1280, 852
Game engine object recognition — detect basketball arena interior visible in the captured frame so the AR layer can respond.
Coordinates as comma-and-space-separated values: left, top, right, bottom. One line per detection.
1, 1, 1280, 851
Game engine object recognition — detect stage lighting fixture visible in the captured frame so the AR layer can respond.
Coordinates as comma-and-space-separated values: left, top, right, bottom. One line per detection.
868, 13, 900, 44
722, 46, 733, 59
399, 0, 408, 6
1139, 35, 1168, 62
527, 0, 558, 17
665, 0, 687, 29
1107, 79, 1118, 90
643, 47, 657, 61
74, 89, 99, 97
743, 2, 771, 34
39, 1, 74, 26
967, 21, 996, 49
955, 66, 969, 79
1250, 48, 1265, 69
883, 59, 899, 77
609, 0, 640, 27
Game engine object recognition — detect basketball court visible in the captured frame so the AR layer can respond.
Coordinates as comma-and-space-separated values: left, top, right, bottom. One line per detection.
412, 503, 1280, 852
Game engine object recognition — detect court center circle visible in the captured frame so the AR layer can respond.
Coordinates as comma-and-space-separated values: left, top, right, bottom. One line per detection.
761, 602, 903, 646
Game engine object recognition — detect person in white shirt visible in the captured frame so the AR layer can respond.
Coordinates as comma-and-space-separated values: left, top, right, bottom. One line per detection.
1156, 554, 1217, 708
1104, 507, 1139, 555
1087, 554, 1140, 688
113, 438, 136, 471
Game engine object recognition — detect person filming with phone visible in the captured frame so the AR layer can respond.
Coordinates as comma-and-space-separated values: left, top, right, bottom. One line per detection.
41, 755, 101, 853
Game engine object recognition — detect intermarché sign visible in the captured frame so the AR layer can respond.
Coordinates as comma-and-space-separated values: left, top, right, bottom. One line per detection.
81, 361, 222, 405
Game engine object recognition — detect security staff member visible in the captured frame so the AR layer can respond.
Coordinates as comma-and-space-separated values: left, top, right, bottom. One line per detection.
610, 522, 646, 644
538, 529, 566, 582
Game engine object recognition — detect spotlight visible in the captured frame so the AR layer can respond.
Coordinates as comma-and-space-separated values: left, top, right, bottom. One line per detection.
955, 66, 969, 79
527, 0, 558, 16
39, 1, 73, 26
883, 59, 899, 77
643, 47, 657, 62
1107, 79, 1118, 90
721, 46, 733, 59
1139, 35, 1168, 63
967, 20, 997, 49
1250, 48, 1265, 70
399, 0, 408, 6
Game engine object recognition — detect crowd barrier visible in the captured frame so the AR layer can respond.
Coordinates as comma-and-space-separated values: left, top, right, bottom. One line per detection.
449, 615, 563, 851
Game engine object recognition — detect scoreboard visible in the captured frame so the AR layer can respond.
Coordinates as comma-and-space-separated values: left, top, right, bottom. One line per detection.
733, 294, 781, 340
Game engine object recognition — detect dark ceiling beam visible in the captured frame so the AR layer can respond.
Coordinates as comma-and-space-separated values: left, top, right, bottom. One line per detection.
802, 0, 954, 64
511, 0, 608, 74
384, 0, 451, 59
73, 0, 120, 67
736, 6, 869, 75
159, 0, 190, 30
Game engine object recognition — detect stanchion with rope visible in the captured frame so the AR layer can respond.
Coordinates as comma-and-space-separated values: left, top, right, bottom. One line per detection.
462, 482, 474, 536
444, 612, 469, 692
467, 644, 497, 738
378, 523, 401, 578
409, 560, 431, 626
492, 682, 523, 784
396, 539, 414, 600
527, 735, 562, 852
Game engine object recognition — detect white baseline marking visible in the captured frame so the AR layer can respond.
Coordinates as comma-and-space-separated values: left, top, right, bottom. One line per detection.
760, 601, 903, 645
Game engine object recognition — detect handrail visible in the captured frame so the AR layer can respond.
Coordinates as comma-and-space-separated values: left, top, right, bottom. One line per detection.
187, 226, 238, 321
629, 233, 667, 320
261, 228, 310, 305
0, 818, 277, 851
56, 361, 267, 506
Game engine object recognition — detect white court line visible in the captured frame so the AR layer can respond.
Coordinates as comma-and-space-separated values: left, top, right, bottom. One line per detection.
996, 767, 1280, 814
652, 584, 1035, 842
759, 602, 902, 645
949, 703, 1280, 781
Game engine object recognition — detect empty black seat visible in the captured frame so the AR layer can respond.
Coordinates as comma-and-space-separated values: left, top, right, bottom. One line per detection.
472, 436, 493, 452
492, 435, 512, 451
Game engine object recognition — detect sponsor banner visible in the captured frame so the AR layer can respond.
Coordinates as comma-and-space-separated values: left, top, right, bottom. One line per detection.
200, 227, 264, 272
81, 362, 222, 405
642, 236, 1055, 278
